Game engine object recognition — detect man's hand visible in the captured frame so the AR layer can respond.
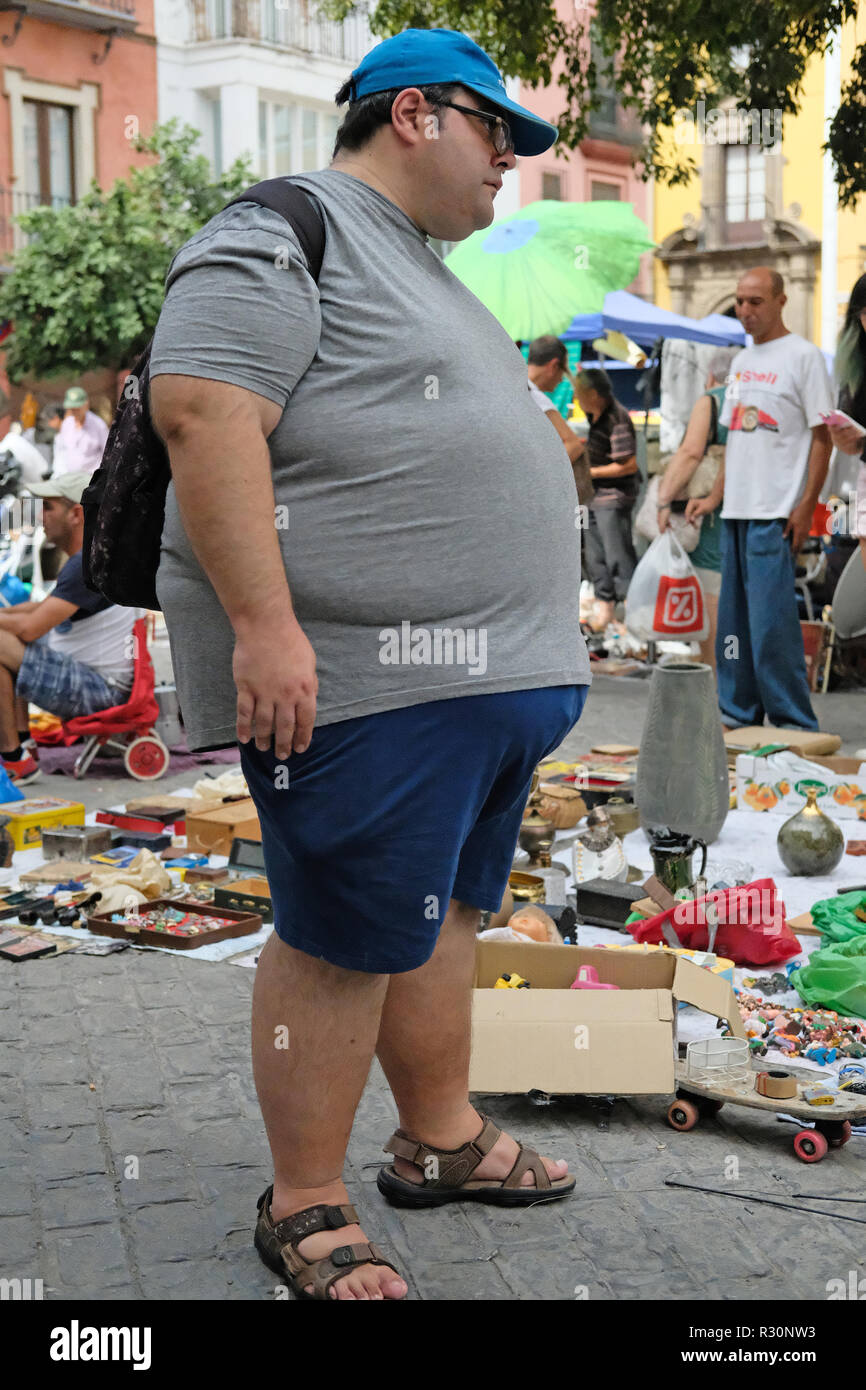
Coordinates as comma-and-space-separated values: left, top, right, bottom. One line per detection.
783, 499, 815, 553
234, 613, 318, 760
685, 496, 715, 524
829, 423, 864, 456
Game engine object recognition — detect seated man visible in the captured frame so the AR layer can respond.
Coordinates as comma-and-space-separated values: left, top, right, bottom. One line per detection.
0, 472, 136, 785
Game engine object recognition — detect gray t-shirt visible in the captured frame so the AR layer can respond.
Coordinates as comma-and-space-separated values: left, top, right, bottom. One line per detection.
151, 169, 589, 750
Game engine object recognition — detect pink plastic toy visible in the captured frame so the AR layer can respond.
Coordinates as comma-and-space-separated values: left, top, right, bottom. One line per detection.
570, 965, 620, 991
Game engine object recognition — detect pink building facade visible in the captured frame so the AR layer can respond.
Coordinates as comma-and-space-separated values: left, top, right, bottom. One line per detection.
0, 0, 158, 425
515, 1, 653, 298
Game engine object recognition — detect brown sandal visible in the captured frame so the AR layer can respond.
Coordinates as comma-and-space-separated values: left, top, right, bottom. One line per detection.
254, 1186, 404, 1300
377, 1112, 575, 1208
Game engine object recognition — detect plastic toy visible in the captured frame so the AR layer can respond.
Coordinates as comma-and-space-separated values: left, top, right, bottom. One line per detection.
570, 964, 619, 991
494, 973, 530, 989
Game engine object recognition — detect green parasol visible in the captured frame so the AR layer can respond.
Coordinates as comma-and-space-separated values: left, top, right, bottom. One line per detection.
444, 200, 655, 341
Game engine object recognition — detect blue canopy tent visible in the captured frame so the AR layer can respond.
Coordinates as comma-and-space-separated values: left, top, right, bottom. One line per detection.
562, 290, 746, 347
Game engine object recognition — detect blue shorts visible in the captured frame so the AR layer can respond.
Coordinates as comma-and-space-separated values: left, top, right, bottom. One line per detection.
240, 685, 588, 974
16, 639, 130, 721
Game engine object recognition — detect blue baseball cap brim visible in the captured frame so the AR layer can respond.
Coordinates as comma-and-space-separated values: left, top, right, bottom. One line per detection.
347, 28, 558, 158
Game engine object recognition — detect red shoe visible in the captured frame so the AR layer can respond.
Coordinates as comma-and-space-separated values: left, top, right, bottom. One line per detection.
3, 753, 41, 785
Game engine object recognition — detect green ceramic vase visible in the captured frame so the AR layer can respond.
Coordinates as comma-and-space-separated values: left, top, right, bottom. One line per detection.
776, 788, 844, 877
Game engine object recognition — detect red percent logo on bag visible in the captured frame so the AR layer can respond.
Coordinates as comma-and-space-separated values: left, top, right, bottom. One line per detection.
652, 575, 705, 633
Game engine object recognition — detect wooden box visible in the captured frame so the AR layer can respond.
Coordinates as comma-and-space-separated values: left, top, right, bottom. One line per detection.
86, 897, 262, 950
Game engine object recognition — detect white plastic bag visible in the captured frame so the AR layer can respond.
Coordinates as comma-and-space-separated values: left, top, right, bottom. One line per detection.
634, 474, 701, 551
625, 531, 709, 642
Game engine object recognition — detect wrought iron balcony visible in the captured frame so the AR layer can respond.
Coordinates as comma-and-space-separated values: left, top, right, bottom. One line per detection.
192, 0, 371, 63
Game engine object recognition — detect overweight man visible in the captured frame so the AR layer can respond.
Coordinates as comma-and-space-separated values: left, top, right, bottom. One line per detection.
150, 27, 589, 1302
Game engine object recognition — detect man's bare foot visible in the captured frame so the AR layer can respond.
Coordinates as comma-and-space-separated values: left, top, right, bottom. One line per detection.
269, 1180, 407, 1300
391, 1106, 569, 1189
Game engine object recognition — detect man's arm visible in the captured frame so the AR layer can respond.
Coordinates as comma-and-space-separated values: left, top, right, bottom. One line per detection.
0, 599, 41, 615
783, 423, 832, 552
150, 375, 317, 760
543, 408, 585, 465
0, 595, 77, 642
591, 455, 637, 479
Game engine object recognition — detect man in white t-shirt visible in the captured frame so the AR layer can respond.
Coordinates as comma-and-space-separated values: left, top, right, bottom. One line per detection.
688, 268, 833, 729
527, 335, 593, 504
0, 472, 136, 785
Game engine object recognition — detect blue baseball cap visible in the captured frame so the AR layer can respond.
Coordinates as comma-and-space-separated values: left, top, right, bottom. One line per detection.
346, 28, 558, 157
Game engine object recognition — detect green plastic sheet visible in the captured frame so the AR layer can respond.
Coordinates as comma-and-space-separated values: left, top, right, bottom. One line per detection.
810, 889, 866, 944
791, 936, 866, 1019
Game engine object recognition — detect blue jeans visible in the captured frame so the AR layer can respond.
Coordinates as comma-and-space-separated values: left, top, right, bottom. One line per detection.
716, 518, 817, 730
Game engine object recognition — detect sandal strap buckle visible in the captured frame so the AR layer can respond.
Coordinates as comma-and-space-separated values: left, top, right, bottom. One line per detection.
272, 1201, 358, 1245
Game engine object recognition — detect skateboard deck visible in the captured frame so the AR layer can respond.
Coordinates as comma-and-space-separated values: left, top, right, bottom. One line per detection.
674, 1063, 866, 1124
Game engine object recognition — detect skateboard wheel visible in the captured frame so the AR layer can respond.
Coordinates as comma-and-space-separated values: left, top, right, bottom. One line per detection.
698, 1098, 724, 1116
667, 1099, 699, 1131
794, 1129, 829, 1163
825, 1120, 852, 1148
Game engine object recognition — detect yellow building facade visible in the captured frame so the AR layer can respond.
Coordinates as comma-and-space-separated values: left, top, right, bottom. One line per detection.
653, 12, 866, 351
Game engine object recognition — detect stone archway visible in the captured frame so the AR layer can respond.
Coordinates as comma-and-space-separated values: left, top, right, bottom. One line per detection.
656, 218, 820, 340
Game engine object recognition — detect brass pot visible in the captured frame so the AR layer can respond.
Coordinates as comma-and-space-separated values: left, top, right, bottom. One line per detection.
518, 806, 555, 862
508, 871, 546, 904
537, 782, 587, 830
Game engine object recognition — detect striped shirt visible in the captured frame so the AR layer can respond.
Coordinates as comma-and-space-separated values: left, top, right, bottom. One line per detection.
587, 398, 637, 510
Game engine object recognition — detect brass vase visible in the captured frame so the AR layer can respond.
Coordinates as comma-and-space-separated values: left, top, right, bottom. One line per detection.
518, 806, 555, 865
776, 787, 844, 877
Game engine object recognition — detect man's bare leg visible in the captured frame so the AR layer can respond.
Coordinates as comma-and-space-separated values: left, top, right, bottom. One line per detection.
0, 630, 25, 750
376, 899, 569, 1188
15, 695, 30, 736
251, 931, 408, 1300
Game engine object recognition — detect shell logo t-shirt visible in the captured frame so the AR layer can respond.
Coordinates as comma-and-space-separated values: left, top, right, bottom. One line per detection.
719, 333, 834, 520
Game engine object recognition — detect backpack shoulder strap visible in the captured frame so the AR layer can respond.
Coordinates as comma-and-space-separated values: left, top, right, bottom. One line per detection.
224, 178, 326, 281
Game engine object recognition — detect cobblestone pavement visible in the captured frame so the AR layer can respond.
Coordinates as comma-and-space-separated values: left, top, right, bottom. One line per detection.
3, 676, 866, 1302
2, 946, 865, 1302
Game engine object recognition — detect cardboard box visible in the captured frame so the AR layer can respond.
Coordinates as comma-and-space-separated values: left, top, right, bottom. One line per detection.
736, 751, 866, 817
0, 797, 85, 850
185, 799, 261, 855
724, 726, 841, 768
468, 939, 745, 1097
213, 876, 273, 922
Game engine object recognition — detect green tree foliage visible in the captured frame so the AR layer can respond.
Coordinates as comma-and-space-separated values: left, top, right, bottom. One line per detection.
0, 121, 253, 381
322, 0, 864, 204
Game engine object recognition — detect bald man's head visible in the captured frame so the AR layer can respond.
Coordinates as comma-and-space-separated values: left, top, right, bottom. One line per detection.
734, 266, 787, 343
739, 266, 784, 298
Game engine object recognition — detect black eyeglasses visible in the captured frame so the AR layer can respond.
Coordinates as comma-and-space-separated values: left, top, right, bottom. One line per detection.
436, 100, 514, 155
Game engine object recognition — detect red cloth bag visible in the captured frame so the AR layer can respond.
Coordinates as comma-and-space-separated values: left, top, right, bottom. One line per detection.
628, 878, 802, 966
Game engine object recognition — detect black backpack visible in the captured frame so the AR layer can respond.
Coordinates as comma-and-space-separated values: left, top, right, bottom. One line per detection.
81, 179, 325, 610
